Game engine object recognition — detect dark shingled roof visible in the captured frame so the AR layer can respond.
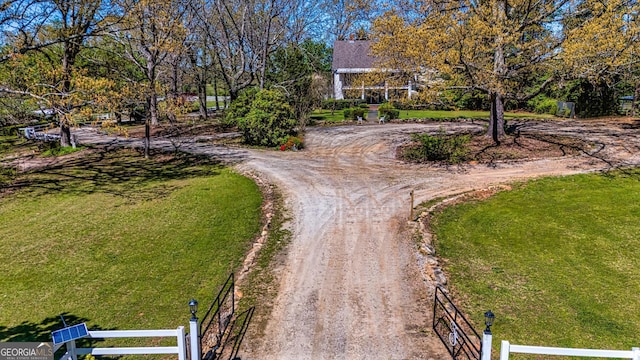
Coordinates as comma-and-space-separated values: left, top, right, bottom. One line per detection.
332, 40, 376, 71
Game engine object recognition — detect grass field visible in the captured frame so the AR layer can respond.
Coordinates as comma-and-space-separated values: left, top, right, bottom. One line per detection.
0, 150, 263, 342
431, 171, 640, 351
310, 109, 552, 123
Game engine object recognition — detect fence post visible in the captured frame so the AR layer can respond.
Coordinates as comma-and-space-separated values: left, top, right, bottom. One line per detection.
632, 347, 639, 360
67, 340, 78, 360
409, 190, 415, 220
499, 340, 510, 360
176, 326, 186, 360
481, 330, 492, 360
190, 318, 200, 360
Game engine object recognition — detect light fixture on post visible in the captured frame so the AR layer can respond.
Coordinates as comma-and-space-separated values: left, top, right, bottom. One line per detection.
188, 299, 200, 360
189, 299, 198, 320
481, 310, 495, 360
484, 310, 495, 334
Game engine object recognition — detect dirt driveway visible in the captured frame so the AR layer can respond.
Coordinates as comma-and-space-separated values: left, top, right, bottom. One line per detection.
75, 119, 640, 359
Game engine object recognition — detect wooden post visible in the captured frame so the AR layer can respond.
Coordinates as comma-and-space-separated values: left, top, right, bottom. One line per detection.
410, 190, 415, 220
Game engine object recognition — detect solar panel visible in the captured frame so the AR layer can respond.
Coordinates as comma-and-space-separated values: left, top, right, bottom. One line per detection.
52, 323, 89, 345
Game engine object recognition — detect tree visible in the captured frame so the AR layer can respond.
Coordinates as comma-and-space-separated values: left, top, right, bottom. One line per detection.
266, 40, 331, 127
114, 0, 187, 157
0, 0, 121, 146
319, 0, 380, 41
561, 0, 640, 115
370, 0, 636, 143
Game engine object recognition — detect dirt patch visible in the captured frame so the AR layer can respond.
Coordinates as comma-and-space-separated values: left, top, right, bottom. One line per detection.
398, 132, 591, 164
118, 118, 227, 139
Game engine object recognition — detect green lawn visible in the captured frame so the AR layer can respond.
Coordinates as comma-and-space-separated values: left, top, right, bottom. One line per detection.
398, 109, 552, 120
310, 109, 345, 123
310, 109, 552, 123
0, 150, 262, 342
431, 171, 640, 352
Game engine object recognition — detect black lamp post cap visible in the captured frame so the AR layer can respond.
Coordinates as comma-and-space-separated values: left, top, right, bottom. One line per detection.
189, 299, 198, 318
484, 310, 495, 332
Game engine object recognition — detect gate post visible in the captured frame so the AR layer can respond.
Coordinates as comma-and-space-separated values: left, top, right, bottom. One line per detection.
481, 331, 492, 360
189, 299, 201, 360
499, 340, 510, 360
67, 340, 77, 360
482, 310, 495, 360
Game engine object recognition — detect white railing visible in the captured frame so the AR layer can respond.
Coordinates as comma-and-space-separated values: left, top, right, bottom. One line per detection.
55, 327, 186, 360
500, 340, 640, 360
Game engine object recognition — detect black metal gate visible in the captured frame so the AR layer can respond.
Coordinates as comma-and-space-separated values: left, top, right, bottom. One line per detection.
214, 306, 255, 360
200, 273, 255, 360
201, 273, 235, 355
433, 287, 481, 360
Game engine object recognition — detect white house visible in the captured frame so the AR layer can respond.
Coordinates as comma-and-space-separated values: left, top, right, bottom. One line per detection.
332, 40, 415, 103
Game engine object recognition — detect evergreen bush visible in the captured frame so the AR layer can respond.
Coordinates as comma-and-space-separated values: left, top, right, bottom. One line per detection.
234, 89, 297, 146
378, 103, 400, 119
403, 130, 470, 163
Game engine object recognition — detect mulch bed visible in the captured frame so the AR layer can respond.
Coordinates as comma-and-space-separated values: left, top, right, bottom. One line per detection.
399, 132, 592, 164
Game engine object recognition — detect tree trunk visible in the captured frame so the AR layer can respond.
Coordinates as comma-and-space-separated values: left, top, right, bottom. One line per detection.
258, 15, 273, 90
170, 60, 179, 99
633, 83, 639, 117
213, 74, 220, 110
149, 89, 158, 126
487, 0, 507, 144
198, 64, 207, 119
147, 60, 159, 126
198, 81, 207, 119
488, 92, 505, 145
60, 122, 72, 147
60, 40, 77, 148
229, 88, 238, 102
144, 118, 150, 159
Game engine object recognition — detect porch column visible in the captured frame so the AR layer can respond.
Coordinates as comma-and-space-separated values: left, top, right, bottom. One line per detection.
385, 80, 389, 101
361, 81, 365, 100
334, 72, 344, 100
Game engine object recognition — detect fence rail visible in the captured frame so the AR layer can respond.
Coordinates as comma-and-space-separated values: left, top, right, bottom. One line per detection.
18, 125, 61, 142
56, 327, 186, 360
500, 341, 640, 360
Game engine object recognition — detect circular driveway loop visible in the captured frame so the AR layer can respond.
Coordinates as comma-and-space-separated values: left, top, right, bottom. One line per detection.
76, 120, 640, 360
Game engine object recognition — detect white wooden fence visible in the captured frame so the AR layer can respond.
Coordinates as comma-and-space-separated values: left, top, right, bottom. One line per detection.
55, 327, 187, 360
500, 340, 640, 360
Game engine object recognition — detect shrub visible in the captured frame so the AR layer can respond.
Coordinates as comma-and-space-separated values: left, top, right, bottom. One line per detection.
403, 129, 470, 163
378, 103, 400, 120
236, 89, 298, 147
343, 107, 366, 120
528, 95, 558, 115
223, 88, 258, 127
321, 99, 366, 110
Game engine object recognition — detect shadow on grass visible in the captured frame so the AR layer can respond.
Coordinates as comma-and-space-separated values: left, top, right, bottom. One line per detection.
0, 313, 111, 348
3, 149, 224, 201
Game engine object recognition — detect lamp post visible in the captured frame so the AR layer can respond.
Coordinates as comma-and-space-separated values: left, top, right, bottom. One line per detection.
481, 310, 495, 360
189, 299, 200, 360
